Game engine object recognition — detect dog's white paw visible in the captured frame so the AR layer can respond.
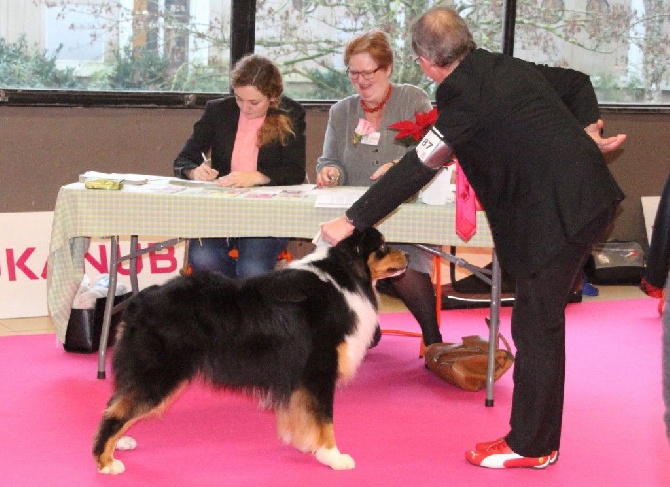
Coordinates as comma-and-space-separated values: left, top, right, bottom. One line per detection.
315, 446, 355, 470
98, 458, 125, 475
115, 436, 137, 450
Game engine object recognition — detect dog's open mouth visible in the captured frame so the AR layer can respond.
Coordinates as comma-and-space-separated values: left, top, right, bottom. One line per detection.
385, 266, 408, 278
369, 250, 409, 281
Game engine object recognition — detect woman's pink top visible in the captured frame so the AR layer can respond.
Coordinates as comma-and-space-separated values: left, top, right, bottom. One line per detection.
231, 113, 265, 172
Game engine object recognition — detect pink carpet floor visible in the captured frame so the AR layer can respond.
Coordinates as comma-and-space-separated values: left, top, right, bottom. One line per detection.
1, 298, 668, 486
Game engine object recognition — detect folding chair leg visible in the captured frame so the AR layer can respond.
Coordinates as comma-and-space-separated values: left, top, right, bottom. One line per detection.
180, 239, 191, 276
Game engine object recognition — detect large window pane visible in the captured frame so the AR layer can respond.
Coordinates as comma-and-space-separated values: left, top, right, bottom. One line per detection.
0, 0, 231, 92
0, 0, 668, 104
255, 0, 504, 99
46, 5, 106, 62
513, 0, 670, 103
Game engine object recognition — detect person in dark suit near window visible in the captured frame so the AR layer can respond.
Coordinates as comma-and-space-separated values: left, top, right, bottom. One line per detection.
174, 54, 306, 278
639, 172, 670, 442
640, 172, 670, 301
319, 6, 626, 469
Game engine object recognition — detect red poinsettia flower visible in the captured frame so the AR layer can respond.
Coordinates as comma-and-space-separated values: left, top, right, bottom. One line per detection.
388, 107, 438, 144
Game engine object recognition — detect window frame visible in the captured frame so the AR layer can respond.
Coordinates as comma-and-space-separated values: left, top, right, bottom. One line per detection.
1, 0, 668, 112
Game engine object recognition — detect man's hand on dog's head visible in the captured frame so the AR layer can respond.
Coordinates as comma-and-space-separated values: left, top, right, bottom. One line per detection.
320, 216, 355, 245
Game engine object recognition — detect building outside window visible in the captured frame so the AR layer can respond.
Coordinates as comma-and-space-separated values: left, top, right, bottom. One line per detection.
0, 0, 668, 104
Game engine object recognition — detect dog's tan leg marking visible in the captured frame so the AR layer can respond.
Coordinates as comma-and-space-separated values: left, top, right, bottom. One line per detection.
276, 389, 355, 470
95, 394, 143, 475
276, 388, 320, 452
314, 424, 355, 470
96, 382, 188, 475
97, 426, 133, 474
336, 342, 355, 382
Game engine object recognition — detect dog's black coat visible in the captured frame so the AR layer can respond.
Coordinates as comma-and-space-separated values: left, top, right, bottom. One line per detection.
93, 228, 407, 473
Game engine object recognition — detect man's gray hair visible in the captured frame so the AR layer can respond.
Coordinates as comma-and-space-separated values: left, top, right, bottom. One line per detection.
410, 7, 477, 67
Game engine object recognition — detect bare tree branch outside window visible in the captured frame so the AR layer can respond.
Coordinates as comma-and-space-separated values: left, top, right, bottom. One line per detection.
0, 0, 667, 103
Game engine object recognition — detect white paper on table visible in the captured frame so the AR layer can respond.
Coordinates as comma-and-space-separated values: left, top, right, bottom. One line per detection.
246, 184, 316, 197
313, 188, 367, 208
79, 171, 171, 185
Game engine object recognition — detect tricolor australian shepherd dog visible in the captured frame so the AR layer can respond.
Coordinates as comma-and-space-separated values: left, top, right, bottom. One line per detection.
93, 228, 408, 474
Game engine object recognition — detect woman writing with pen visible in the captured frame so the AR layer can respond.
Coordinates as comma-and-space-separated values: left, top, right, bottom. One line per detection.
173, 54, 306, 278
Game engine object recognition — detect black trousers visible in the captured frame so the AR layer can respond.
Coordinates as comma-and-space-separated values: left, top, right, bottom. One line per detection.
644, 172, 670, 288
506, 206, 616, 457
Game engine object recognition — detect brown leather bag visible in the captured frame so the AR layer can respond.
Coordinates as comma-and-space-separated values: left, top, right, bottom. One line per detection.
424, 323, 514, 392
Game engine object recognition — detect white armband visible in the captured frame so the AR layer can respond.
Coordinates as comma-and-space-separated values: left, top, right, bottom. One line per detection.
415, 126, 454, 169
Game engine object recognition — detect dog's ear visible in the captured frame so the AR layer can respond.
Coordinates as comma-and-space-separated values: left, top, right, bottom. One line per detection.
352, 228, 384, 256
336, 228, 385, 262
337, 229, 361, 250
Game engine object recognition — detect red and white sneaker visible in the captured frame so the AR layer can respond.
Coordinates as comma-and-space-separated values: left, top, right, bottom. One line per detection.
466, 437, 559, 469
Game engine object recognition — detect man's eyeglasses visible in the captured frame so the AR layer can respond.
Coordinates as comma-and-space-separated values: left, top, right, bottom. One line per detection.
346, 66, 382, 80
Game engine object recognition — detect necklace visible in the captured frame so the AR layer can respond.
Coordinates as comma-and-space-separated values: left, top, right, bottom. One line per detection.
360, 84, 393, 113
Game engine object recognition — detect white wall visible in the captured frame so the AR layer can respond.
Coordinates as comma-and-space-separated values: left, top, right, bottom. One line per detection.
0, 212, 184, 319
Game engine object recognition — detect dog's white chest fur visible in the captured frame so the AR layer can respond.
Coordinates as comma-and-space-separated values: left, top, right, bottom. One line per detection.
290, 252, 378, 380
340, 289, 378, 378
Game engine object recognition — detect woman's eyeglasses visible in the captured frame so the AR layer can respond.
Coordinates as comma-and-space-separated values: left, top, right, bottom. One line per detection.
346, 66, 381, 80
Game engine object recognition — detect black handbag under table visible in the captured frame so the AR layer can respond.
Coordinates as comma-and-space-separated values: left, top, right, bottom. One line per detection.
64, 292, 132, 353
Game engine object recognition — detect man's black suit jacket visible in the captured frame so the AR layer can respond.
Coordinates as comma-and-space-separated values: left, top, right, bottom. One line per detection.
347, 49, 624, 277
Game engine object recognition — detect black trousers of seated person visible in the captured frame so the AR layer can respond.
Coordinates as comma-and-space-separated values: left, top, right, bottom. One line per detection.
505, 205, 615, 458
389, 268, 443, 346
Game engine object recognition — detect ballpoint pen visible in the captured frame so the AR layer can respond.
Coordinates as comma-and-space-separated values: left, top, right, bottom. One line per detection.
201, 152, 211, 166
317, 172, 339, 188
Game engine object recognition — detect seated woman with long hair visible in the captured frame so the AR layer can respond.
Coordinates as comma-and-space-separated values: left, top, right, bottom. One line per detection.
174, 54, 306, 278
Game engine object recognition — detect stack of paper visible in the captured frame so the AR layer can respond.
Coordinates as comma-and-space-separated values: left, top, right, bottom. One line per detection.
313, 188, 367, 208
79, 171, 170, 185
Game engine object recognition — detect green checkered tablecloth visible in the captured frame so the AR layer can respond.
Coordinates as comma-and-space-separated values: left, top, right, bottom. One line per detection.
47, 181, 493, 342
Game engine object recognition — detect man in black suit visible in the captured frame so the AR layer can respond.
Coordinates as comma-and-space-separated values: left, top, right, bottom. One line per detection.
320, 6, 625, 468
